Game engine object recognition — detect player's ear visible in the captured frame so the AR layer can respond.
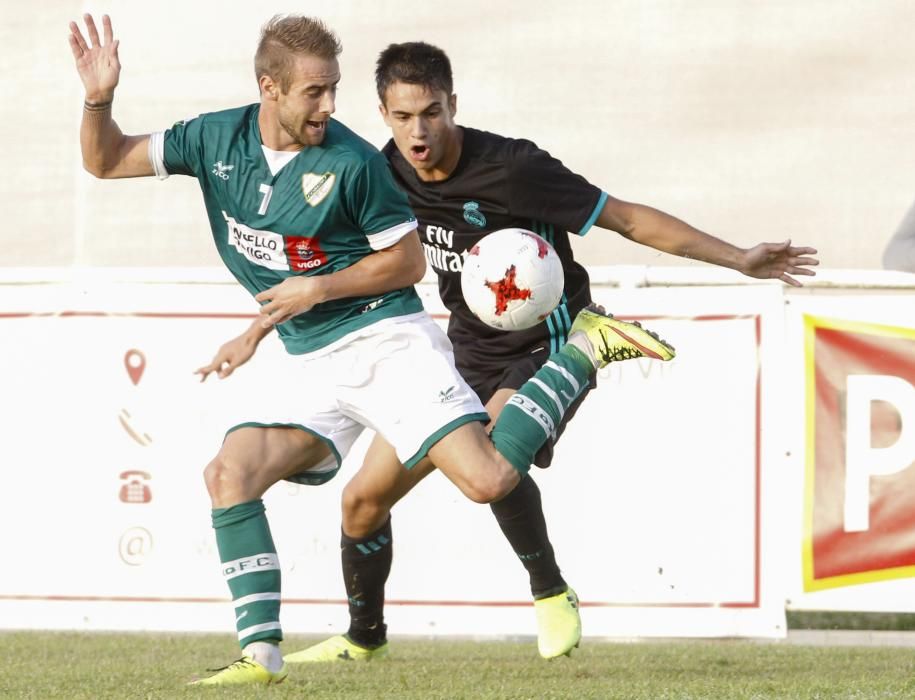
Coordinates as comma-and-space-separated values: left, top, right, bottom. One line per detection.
449, 93, 457, 118
379, 102, 392, 126
259, 74, 280, 101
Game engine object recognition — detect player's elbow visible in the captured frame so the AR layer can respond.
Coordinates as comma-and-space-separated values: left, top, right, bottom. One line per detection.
406, 254, 427, 285
397, 231, 427, 285
82, 160, 105, 178
82, 160, 116, 179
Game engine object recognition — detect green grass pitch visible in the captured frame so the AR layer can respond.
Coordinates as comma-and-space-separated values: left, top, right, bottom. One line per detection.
2, 631, 915, 699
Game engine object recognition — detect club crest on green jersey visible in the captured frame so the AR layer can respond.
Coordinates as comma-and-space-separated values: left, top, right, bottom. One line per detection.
463, 201, 487, 228
287, 235, 328, 271
302, 172, 336, 207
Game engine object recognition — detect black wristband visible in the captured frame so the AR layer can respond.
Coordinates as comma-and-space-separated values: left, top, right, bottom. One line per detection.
83, 100, 113, 112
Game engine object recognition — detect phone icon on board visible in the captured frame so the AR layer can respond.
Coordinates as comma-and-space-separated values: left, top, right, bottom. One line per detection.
119, 471, 152, 504
118, 408, 152, 447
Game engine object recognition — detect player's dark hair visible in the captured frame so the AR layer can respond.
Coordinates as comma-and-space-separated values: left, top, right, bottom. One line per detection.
375, 42, 453, 104
255, 15, 342, 94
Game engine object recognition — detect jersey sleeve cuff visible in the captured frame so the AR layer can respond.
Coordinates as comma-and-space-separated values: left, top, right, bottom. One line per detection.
577, 191, 608, 236
148, 131, 169, 180
366, 219, 418, 251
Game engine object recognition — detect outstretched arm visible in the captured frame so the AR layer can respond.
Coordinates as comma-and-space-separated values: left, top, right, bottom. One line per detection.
196, 318, 273, 382
597, 196, 819, 286
68, 14, 153, 178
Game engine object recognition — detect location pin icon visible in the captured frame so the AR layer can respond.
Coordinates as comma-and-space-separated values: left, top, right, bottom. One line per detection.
124, 349, 147, 386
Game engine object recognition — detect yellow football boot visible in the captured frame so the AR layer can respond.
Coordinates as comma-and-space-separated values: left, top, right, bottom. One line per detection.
569, 304, 676, 368
188, 655, 288, 686
534, 587, 582, 659
284, 634, 389, 663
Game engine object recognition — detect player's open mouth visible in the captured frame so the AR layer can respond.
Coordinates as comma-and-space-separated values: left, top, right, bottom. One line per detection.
306, 120, 326, 131
410, 145, 430, 162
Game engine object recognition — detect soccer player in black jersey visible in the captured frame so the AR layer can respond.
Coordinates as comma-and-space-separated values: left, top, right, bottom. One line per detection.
233, 42, 816, 664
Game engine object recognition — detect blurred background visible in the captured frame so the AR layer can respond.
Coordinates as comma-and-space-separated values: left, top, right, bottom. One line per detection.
4, 0, 915, 269
3, 0, 915, 645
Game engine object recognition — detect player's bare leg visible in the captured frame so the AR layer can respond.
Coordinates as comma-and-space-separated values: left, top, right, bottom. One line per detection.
193, 427, 332, 685
204, 426, 332, 507
285, 435, 433, 663
341, 435, 435, 536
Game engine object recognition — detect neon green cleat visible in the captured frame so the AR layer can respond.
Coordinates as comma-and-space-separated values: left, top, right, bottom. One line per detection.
534, 587, 582, 659
284, 634, 389, 664
188, 655, 288, 686
569, 304, 675, 369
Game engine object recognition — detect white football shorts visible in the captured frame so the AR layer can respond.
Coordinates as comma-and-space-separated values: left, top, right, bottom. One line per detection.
224, 312, 489, 485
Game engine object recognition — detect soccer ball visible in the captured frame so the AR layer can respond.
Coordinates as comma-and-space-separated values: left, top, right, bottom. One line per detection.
460, 228, 564, 331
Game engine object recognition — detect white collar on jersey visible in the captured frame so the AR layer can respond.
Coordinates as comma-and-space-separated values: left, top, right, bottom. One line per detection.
261, 145, 300, 177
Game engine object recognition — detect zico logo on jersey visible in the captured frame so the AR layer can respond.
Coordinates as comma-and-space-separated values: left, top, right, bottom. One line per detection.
302, 172, 336, 207
285, 236, 328, 271
211, 161, 234, 180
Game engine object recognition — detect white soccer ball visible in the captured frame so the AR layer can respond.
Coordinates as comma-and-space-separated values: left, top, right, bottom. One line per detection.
460, 228, 564, 331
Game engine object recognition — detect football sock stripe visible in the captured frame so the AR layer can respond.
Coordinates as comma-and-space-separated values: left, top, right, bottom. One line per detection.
529, 377, 565, 416
544, 359, 581, 395
237, 621, 283, 642
234, 592, 282, 609
343, 517, 393, 649
491, 351, 590, 474
545, 313, 559, 354
212, 499, 283, 648
558, 299, 572, 335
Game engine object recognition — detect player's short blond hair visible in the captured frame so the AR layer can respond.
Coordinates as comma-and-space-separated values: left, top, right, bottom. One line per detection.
255, 15, 342, 94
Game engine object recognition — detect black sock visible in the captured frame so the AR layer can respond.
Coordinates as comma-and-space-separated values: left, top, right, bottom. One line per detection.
490, 476, 566, 599
342, 517, 392, 648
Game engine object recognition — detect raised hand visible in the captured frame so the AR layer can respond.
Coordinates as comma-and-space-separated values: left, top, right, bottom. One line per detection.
741, 240, 819, 287
68, 14, 120, 103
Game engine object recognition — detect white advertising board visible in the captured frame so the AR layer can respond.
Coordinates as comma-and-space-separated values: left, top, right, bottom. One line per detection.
0, 278, 785, 638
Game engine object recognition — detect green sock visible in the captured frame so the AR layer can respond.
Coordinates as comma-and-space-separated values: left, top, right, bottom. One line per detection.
490, 351, 591, 474
560, 342, 596, 374
212, 499, 283, 649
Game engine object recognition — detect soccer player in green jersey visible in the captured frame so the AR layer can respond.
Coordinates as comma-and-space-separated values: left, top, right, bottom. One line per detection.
69, 14, 675, 686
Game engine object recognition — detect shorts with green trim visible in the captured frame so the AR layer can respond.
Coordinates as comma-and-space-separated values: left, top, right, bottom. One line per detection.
224, 313, 489, 484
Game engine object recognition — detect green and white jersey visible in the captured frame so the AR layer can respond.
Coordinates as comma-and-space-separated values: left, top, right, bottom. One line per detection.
148, 104, 421, 355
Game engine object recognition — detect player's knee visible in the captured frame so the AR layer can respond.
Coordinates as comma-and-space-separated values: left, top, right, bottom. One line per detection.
459, 468, 517, 504
341, 482, 390, 536
203, 453, 252, 506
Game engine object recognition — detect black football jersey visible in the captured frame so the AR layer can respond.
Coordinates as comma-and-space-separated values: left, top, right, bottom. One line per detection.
383, 127, 605, 375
